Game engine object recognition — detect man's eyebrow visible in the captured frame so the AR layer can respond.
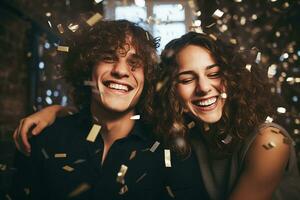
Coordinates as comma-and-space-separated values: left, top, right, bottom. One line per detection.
205, 63, 219, 69
177, 70, 197, 76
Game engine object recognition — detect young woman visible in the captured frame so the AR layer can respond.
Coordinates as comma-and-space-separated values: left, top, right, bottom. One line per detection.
13, 32, 299, 199
155, 32, 299, 200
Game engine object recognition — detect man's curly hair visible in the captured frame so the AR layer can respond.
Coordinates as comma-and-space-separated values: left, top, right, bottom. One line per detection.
155, 32, 276, 156
63, 20, 159, 122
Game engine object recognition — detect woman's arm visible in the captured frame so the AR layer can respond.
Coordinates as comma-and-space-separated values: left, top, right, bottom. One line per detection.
229, 127, 290, 200
13, 105, 77, 155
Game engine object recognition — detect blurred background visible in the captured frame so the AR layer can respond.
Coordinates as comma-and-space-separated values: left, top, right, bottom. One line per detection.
0, 0, 299, 197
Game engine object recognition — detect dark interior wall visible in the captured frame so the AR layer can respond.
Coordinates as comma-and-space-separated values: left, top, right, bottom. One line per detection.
0, 4, 31, 194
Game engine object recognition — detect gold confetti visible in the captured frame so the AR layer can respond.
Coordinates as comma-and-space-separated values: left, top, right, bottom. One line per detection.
187, 121, 195, 129
209, 34, 217, 41
164, 149, 171, 167
166, 186, 175, 198
130, 115, 140, 120
129, 150, 137, 160
73, 159, 86, 164
204, 123, 210, 131
206, 22, 215, 28
47, 20, 52, 28
86, 124, 101, 142
57, 45, 69, 52
68, 183, 91, 198
136, 173, 147, 183
229, 38, 237, 44
41, 148, 49, 159
145, 31, 150, 40
116, 164, 128, 184
212, 9, 224, 19
54, 153, 67, 158
255, 52, 261, 64
119, 185, 128, 195
62, 165, 74, 172
262, 141, 276, 150
68, 23, 79, 32
57, 24, 64, 34
150, 141, 160, 152
245, 64, 252, 72
86, 13, 103, 26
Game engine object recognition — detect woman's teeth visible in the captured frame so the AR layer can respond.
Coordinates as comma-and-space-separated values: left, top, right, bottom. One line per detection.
195, 97, 217, 106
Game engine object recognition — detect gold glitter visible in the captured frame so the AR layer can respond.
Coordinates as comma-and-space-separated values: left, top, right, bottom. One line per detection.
130, 115, 140, 120
206, 23, 216, 28
145, 31, 150, 40
262, 141, 276, 150
57, 45, 69, 52
187, 121, 195, 129
62, 165, 74, 172
68, 183, 91, 198
164, 149, 171, 167
86, 13, 103, 26
129, 150, 137, 160
57, 24, 64, 34
229, 38, 237, 44
116, 164, 128, 184
54, 153, 67, 158
204, 123, 210, 132
119, 185, 128, 195
136, 173, 147, 183
68, 23, 79, 32
221, 135, 232, 144
245, 64, 252, 72
150, 141, 160, 152
209, 34, 217, 41
86, 124, 101, 142
166, 186, 175, 198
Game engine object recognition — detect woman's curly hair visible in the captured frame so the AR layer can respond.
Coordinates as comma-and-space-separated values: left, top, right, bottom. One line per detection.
62, 19, 160, 122
155, 32, 276, 156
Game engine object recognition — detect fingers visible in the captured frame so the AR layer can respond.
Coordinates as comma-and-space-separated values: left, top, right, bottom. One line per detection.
13, 119, 30, 156
32, 122, 47, 136
19, 119, 36, 154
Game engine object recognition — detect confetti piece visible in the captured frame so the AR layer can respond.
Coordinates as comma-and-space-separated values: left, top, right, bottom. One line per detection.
119, 185, 128, 195
150, 141, 160, 152
67, 111, 74, 115
62, 165, 74, 172
255, 52, 261, 64
145, 31, 150, 40
55, 153, 67, 158
68, 23, 79, 32
220, 92, 227, 99
47, 20, 52, 28
212, 9, 224, 19
265, 116, 273, 123
229, 38, 237, 44
187, 121, 195, 129
130, 115, 140, 120
209, 34, 217, 41
86, 124, 101, 142
206, 23, 215, 28
221, 135, 232, 144
57, 24, 64, 34
57, 45, 69, 52
245, 64, 252, 72
164, 149, 171, 167
86, 13, 103, 26
68, 183, 91, 198
95, 149, 101, 154
116, 164, 128, 184
73, 159, 86, 164
0, 164, 7, 171
41, 148, 49, 159
136, 173, 147, 183
262, 141, 276, 150
204, 123, 210, 132
83, 80, 96, 87
166, 186, 175, 198
24, 188, 30, 195
129, 150, 137, 160
93, 116, 99, 122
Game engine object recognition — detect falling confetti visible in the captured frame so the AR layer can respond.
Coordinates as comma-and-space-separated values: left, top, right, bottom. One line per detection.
68, 183, 91, 198
73, 159, 86, 164
116, 164, 128, 184
221, 135, 233, 144
212, 9, 224, 19
57, 24, 64, 34
204, 123, 210, 132
68, 23, 79, 32
130, 115, 140, 120
62, 165, 74, 172
265, 116, 274, 123
86, 13, 103, 26
245, 64, 252, 72
119, 185, 128, 195
54, 153, 67, 158
166, 186, 175, 198
57, 45, 69, 52
150, 141, 160, 152
129, 150, 137, 160
41, 148, 49, 159
164, 149, 171, 167
187, 121, 195, 129
136, 172, 147, 183
86, 124, 101, 142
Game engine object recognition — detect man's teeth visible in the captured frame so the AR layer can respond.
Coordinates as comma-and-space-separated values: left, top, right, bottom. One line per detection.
196, 97, 217, 106
108, 83, 129, 91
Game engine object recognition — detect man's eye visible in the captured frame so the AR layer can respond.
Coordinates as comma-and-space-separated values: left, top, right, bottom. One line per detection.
102, 57, 115, 63
208, 72, 220, 78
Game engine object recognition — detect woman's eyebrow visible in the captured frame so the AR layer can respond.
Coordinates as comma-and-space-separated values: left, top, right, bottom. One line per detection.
177, 70, 197, 76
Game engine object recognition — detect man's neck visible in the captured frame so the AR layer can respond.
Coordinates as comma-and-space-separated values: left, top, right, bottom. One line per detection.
90, 100, 136, 145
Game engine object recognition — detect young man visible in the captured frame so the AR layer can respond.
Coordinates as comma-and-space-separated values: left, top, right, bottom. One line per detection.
10, 20, 169, 200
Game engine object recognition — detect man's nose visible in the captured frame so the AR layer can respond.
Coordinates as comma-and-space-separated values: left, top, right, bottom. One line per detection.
111, 60, 130, 78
